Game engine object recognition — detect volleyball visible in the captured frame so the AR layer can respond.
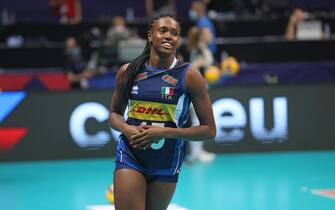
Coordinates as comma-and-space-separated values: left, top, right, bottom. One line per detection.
204, 65, 221, 84
220, 56, 240, 75
105, 184, 114, 204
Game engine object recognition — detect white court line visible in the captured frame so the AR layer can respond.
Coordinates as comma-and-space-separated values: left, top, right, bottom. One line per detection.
87, 203, 190, 210
311, 189, 335, 200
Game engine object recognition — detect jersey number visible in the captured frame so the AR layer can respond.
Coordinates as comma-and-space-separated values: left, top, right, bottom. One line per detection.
142, 122, 165, 150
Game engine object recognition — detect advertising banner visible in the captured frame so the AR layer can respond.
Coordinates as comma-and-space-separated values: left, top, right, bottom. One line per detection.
1, 84, 335, 161
0, 90, 116, 161
206, 84, 335, 152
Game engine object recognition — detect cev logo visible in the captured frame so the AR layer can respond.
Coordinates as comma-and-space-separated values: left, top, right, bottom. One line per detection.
0, 92, 27, 152
212, 97, 288, 142
69, 96, 288, 149
69, 102, 165, 150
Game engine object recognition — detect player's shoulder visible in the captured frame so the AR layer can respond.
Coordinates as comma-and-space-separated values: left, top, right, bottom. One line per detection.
184, 66, 206, 93
115, 63, 130, 79
118, 63, 130, 74
185, 67, 204, 81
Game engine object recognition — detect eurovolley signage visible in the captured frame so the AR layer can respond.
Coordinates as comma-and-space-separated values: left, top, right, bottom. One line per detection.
212, 97, 288, 143
69, 102, 122, 149
69, 102, 111, 149
2, 85, 335, 161
68, 96, 288, 149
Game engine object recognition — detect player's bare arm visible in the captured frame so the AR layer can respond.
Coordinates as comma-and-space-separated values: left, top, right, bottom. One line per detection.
109, 64, 141, 140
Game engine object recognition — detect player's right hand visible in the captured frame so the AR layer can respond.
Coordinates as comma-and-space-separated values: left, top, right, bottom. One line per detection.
123, 125, 141, 142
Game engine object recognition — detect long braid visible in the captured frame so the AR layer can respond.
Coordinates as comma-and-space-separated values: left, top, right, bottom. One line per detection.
122, 14, 180, 96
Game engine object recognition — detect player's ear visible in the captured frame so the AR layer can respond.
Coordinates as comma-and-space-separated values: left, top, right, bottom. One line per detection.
148, 31, 152, 44
176, 36, 181, 47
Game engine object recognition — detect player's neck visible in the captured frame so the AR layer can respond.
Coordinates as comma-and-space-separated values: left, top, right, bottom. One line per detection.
148, 54, 177, 69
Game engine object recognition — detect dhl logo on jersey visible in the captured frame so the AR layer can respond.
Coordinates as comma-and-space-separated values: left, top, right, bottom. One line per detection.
128, 100, 176, 122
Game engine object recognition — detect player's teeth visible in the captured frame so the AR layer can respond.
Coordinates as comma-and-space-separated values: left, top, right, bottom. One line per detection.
163, 43, 172, 47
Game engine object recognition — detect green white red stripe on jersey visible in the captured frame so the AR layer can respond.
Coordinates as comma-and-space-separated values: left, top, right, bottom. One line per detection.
161, 87, 174, 95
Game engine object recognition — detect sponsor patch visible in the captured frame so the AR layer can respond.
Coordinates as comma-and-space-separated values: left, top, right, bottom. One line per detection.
128, 100, 176, 122
162, 75, 178, 86
135, 72, 148, 81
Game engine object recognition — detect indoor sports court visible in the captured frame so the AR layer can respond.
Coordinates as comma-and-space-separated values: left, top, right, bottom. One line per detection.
1, 151, 335, 210
1, 0, 335, 210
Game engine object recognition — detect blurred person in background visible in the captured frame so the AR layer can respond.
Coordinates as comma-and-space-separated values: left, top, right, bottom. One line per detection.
102, 16, 143, 68
145, 0, 176, 17
187, 26, 215, 162
64, 37, 96, 89
187, 27, 214, 75
285, 8, 306, 40
285, 8, 330, 40
104, 16, 133, 62
188, 1, 218, 163
106, 16, 132, 48
49, 0, 82, 24
189, 0, 217, 53
81, 26, 105, 70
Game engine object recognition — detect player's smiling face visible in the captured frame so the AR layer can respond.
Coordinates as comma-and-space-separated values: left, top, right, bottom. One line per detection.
148, 17, 181, 54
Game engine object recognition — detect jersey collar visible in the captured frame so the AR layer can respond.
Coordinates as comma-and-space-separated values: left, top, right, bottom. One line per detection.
145, 57, 178, 73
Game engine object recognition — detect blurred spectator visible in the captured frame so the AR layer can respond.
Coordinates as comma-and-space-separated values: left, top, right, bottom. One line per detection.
49, 0, 82, 24
186, 26, 216, 163
285, 8, 305, 40
189, 0, 217, 53
82, 26, 104, 60
64, 37, 96, 89
187, 27, 214, 75
105, 16, 132, 49
101, 16, 140, 67
145, 0, 176, 17
285, 8, 328, 40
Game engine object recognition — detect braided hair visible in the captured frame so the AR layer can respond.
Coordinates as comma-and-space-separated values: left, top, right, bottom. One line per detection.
121, 14, 180, 96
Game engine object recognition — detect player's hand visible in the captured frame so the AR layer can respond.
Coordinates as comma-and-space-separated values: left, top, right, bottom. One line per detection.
129, 125, 164, 149
290, 9, 305, 24
123, 125, 141, 142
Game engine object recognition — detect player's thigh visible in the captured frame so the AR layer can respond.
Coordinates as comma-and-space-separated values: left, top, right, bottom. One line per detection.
146, 181, 177, 210
114, 168, 147, 210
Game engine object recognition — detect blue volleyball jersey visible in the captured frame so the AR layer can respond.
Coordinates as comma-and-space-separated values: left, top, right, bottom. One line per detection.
117, 61, 191, 176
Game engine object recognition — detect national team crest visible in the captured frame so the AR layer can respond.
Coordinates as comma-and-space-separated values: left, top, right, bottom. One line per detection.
162, 75, 178, 86
161, 86, 174, 100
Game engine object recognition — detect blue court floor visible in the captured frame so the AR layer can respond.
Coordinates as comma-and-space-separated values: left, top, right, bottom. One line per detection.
1, 151, 335, 210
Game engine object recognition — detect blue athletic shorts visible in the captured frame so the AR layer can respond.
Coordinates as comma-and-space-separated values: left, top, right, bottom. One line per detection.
114, 135, 182, 183
115, 160, 179, 183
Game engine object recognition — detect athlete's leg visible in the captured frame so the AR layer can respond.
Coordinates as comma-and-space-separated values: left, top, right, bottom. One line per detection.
146, 181, 176, 210
114, 168, 147, 210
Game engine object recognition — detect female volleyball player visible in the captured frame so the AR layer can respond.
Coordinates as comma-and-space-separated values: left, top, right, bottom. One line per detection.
109, 14, 216, 210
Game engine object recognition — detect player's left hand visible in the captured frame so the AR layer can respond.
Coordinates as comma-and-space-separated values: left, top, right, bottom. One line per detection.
129, 125, 164, 149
